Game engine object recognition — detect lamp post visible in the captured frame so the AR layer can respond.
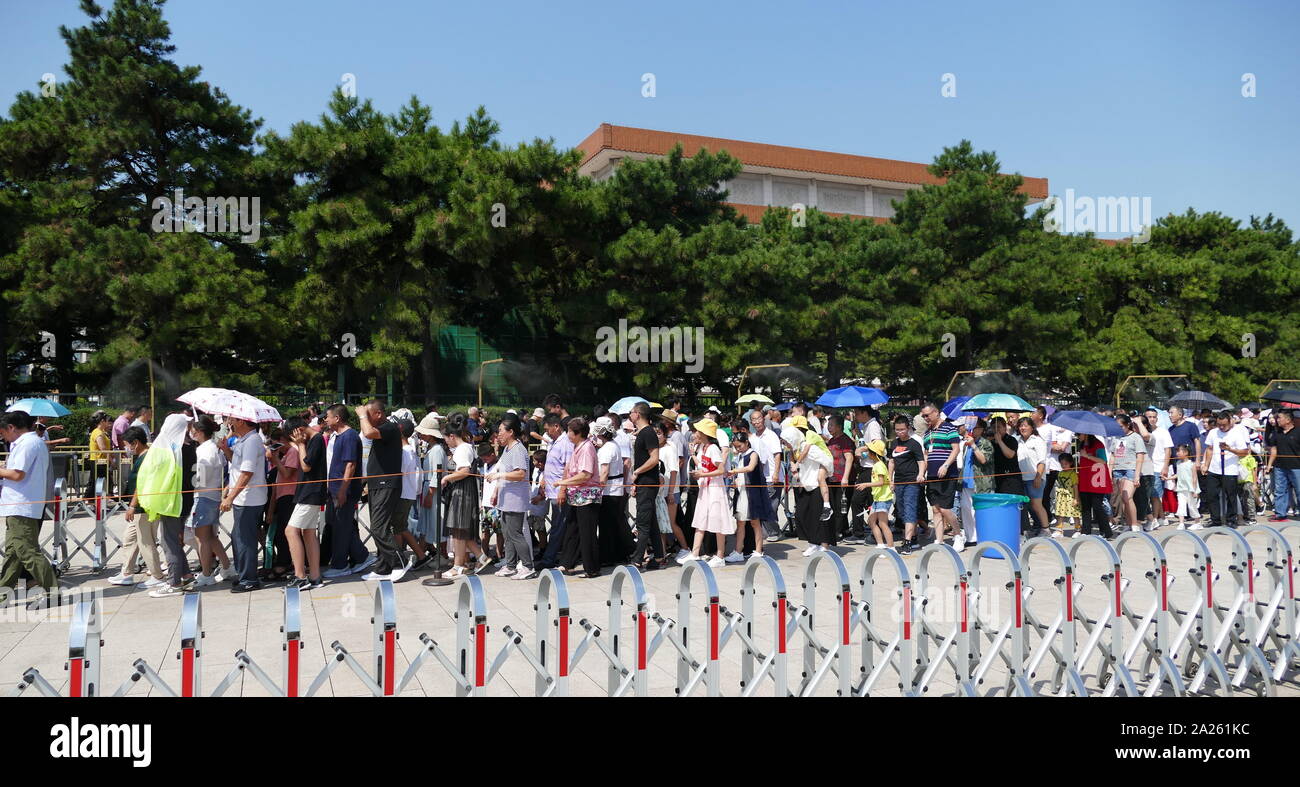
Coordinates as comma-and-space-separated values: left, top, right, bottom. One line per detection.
737, 364, 789, 402
478, 358, 503, 410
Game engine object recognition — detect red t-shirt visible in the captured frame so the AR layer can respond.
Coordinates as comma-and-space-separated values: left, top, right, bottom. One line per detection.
827, 433, 854, 480
1077, 436, 1113, 494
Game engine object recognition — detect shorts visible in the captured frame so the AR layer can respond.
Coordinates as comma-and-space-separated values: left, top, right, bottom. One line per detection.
925, 478, 957, 510
1112, 469, 1136, 483
190, 496, 220, 528
1147, 474, 1165, 496
287, 502, 323, 530
871, 500, 893, 514
1024, 479, 1046, 499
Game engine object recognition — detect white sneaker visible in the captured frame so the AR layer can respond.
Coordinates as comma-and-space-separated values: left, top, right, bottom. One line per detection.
706, 555, 726, 568
148, 585, 185, 598
495, 565, 517, 577
1051, 529, 1063, 539
724, 550, 745, 564
674, 548, 692, 561
352, 555, 377, 574
801, 545, 820, 557
321, 566, 352, 579
218, 567, 238, 582
1177, 522, 1186, 530
676, 552, 700, 565
1188, 522, 1203, 531
874, 543, 887, 550
512, 569, 538, 581
142, 577, 167, 589
193, 573, 217, 587
108, 574, 135, 586
361, 570, 393, 581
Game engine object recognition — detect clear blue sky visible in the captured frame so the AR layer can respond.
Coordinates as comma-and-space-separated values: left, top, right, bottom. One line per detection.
3, 0, 1298, 235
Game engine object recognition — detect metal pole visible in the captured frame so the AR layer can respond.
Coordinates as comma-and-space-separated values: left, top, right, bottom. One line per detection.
478, 358, 503, 410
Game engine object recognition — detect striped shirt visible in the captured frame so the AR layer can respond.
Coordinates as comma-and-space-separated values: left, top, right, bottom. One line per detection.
923, 420, 960, 478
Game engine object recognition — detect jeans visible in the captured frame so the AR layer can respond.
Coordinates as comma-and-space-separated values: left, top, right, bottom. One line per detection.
763, 486, 783, 539
326, 497, 368, 571
540, 500, 568, 567
232, 503, 265, 584
895, 483, 920, 524
1273, 467, 1300, 516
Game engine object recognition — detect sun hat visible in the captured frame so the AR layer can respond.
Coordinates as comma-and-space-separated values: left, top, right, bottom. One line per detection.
414, 413, 445, 439
787, 415, 809, 430
592, 416, 615, 436
694, 419, 719, 438
707, 405, 721, 414
866, 439, 887, 457
532, 407, 545, 419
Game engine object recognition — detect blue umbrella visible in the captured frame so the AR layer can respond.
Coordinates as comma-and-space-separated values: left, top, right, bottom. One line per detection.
6, 398, 71, 417
773, 402, 796, 412
1047, 410, 1124, 438
942, 396, 989, 418
608, 396, 649, 415
962, 392, 1033, 412
815, 386, 888, 408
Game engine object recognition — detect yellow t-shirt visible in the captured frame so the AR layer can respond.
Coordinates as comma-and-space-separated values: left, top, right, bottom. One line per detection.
89, 426, 110, 462
871, 460, 894, 502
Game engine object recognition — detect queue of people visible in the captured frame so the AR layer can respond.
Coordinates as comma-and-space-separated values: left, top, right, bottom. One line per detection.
3, 393, 1298, 604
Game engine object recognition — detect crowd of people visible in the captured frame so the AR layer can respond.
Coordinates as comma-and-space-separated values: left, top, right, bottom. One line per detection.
2, 392, 1299, 601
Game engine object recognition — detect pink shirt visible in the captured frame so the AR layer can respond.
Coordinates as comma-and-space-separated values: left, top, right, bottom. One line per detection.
564, 439, 601, 491
274, 445, 301, 500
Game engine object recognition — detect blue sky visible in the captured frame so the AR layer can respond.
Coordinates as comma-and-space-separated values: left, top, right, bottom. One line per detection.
3, 0, 1298, 235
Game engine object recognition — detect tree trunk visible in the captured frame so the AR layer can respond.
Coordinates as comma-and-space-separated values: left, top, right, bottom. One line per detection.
420, 318, 438, 403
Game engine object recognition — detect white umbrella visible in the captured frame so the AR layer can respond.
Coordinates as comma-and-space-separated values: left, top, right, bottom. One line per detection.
178, 388, 282, 423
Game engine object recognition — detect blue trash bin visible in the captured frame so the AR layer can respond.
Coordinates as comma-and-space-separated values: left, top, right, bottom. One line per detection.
972, 493, 1028, 559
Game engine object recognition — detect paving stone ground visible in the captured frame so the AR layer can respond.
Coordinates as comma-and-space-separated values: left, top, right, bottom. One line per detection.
3, 510, 1298, 697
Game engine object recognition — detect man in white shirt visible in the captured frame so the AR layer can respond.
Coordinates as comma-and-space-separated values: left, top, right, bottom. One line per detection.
749, 410, 784, 542
130, 406, 153, 443
220, 417, 268, 591
1032, 406, 1073, 524
1200, 410, 1249, 528
1142, 408, 1174, 525
0, 411, 56, 592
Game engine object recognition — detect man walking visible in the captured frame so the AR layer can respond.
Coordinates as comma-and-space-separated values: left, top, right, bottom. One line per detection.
1266, 409, 1300, 522
538, 414, 572, 568
356, 399, 405, 580
749, 410, 785, 542
627, 403, 664, 570
321, 405, 373, 579
219, 416, 268, 592
0, 411, 56, 597
919, 403, 961, 547
1201, 410, 1249, 528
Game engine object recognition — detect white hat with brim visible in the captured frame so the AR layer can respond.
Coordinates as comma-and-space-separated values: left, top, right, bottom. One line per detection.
414, 413, 445, 439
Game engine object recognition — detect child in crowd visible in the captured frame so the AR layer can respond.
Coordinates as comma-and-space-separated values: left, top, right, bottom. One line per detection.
724, 431, 770, 562
856, 440, 894, 550
1173, 444, 1201, 529
478, 442, 503, 561
397, 419, 434, 570
1238, 449, 1258, 523
1052, 453, 1081, 536
528, 449, 549, 554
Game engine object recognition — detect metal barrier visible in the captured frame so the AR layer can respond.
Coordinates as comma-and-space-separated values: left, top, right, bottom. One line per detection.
8, 527, 1299, 697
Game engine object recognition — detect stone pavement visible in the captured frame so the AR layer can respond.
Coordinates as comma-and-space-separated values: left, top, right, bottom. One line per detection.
2, 510, 1298, 697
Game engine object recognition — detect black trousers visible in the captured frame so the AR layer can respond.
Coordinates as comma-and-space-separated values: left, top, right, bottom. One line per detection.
827, 484, 845, 545
367, 487, 404, 572
598, 494, 632, 566
1202, 473, 1239, 527
794, 488, 826, 544
1043, 470, 1059, 519
849, 464, 874, 538
1080, 491, 1113, 538
561, 501, 600, 575
630, 484, 663, 563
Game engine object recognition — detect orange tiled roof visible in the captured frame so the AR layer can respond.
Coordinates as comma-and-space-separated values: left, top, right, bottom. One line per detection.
577, 123, 1048, 199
